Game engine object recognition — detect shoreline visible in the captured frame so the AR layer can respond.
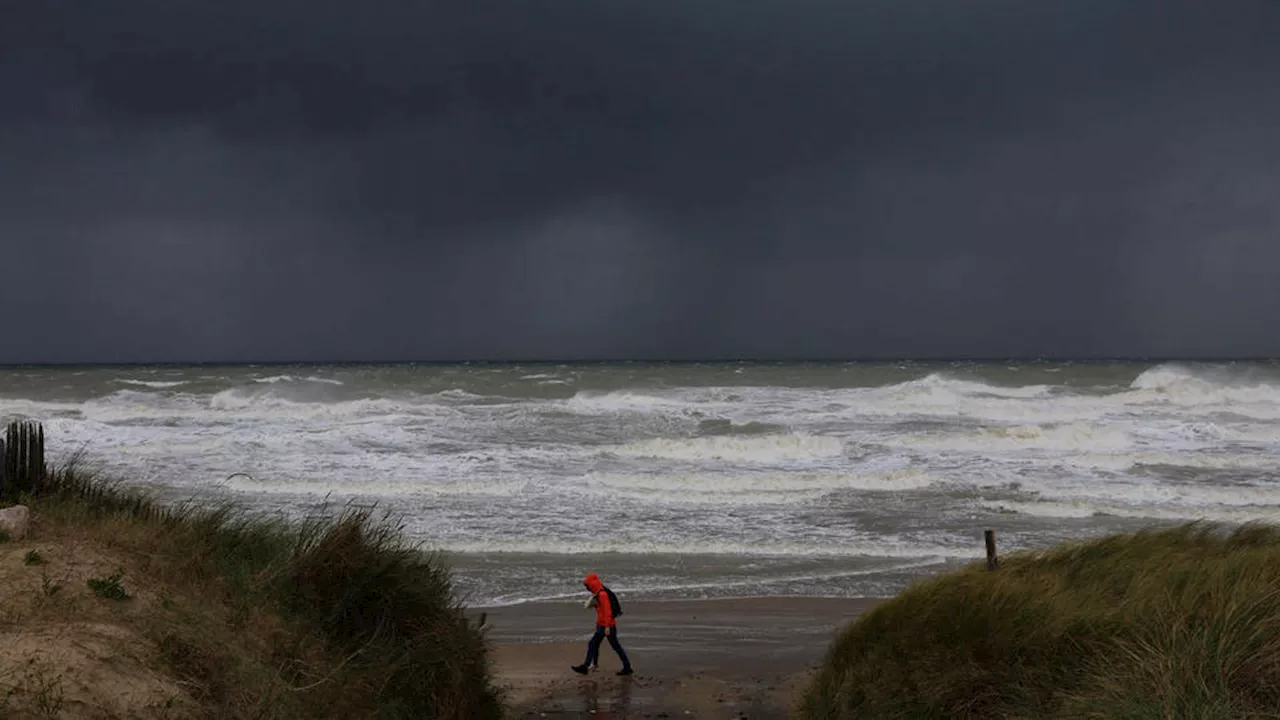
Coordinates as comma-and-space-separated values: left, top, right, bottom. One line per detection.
477, 596, 882, 718
468, 591, 892, 609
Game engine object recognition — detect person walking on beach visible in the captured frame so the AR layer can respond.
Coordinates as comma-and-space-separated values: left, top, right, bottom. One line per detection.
572, 573, 634, 676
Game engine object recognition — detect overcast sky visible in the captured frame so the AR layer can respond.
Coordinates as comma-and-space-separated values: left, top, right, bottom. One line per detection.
2, 0, 1279, 362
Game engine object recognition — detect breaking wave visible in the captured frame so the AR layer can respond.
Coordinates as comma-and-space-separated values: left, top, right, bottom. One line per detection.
694, 418, 787, 436
985, 499, 1280, 524
1123, 363, 1280, 412
885, 422, 1134, 453
1024, 476, 1280, 509
6, 360, 1280, 607
611, 433, 845, 463
875, 373, 1058, 402
252, 375, 345, 385
579, 469, 937, 504
115, 379, 191, 389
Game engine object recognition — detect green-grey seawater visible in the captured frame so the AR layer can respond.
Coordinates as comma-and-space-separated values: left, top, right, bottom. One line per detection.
2, 360, 1278, 605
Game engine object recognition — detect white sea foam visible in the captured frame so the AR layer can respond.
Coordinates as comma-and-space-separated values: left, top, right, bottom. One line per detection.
565, 390, 694, 414
115, 379, 190, 389
803, 365, 1280, 424
578, 470, 937, 504
1061, 451, 1280, 473
1126, 364, 1280, 401
878, 373, 1058, 402
610, 433, 844, 463
252, 375, 345, 385
1118, 363, 1280, 417
7, 361, 1280, 606
985, 499, 1280, 524
431, 388, 499, 403
205, 389, 419, 419
430, 536, 974, 559
1, 398, 86, 420
885, 422, 1134, 453
1019, 474, 1280, 509
985, 501, 1100, 519
220, 475, 528, 498
2, 388, 416, 425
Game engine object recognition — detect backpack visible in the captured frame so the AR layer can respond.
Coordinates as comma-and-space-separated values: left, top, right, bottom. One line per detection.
602, 586, 623, 618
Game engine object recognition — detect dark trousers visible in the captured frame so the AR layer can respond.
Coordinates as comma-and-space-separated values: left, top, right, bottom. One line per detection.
584, 625, 631, 669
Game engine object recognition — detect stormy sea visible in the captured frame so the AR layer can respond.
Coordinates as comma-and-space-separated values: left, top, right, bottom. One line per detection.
2, 361, 1277, 607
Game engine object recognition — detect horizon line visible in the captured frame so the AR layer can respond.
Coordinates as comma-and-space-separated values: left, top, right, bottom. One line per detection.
2, 356, 1278, 368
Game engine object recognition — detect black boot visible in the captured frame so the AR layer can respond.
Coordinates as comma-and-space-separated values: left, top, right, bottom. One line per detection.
616, 667, 633, 676
571, 664, 589, 675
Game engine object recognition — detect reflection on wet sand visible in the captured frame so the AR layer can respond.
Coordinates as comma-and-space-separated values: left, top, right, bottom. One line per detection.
579, 677, 633, 718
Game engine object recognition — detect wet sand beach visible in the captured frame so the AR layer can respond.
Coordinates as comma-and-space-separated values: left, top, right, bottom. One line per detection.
478, 596, 882, 718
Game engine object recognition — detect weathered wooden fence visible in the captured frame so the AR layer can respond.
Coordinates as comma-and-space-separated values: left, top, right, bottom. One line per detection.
0, 420, 47, 500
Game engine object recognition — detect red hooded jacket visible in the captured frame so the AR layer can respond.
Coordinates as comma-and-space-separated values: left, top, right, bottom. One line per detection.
583, 573, 615, 627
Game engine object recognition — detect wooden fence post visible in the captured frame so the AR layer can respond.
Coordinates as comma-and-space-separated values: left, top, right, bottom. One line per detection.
2, 422, 13, 498
984, 529, 999, 570
1, 420, 47, 501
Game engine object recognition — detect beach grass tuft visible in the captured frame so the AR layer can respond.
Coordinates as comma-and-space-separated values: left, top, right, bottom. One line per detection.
801, 522, 1280, 719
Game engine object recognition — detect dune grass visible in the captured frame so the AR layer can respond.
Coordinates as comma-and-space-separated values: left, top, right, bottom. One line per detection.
800, 523, 1280, 720
2, 458, 502, 719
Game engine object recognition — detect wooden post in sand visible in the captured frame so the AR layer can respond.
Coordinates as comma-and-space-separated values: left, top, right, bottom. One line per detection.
1, 420, 46, 500
984, 529, 999, 570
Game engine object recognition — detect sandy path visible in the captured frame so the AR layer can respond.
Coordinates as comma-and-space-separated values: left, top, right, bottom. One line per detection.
476, 596, 881, 718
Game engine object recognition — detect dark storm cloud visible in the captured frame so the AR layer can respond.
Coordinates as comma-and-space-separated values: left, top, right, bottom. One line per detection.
2, 0, 1279, 361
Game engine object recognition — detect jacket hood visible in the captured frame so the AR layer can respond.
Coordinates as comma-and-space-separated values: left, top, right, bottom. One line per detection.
583, 573, 603, 593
